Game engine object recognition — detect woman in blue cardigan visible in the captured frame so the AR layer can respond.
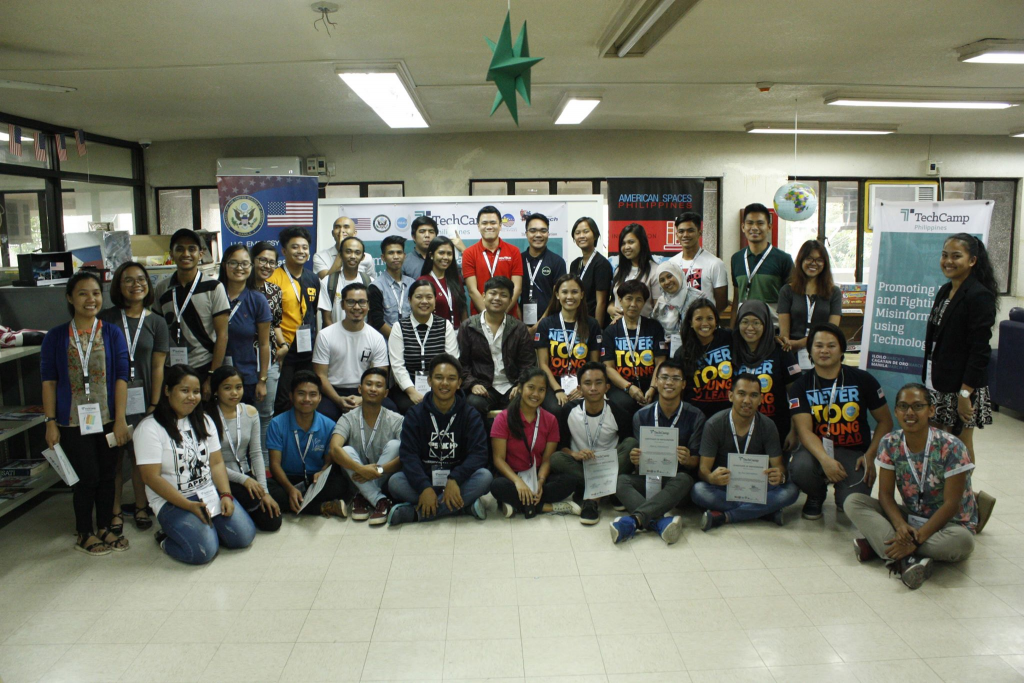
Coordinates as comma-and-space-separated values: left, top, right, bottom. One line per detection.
42, 270, 132, 555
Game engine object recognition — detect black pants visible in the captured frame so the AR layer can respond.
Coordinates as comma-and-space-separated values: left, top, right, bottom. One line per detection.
540, 386, 569, 422
490, 473, 576, 514
229, 480, 283, 532
60, 425, 118, 535
390, 386, 417, 414
466, 385, 513, 421
275, 358, 313, 415
267, 467, 351, 515
606, 385, 641, 416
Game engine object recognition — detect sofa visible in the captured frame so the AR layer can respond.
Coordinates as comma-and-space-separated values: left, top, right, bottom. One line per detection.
991, 307, 1024, 415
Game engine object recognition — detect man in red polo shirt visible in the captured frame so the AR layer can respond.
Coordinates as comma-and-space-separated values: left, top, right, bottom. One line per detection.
462, 205, 524, 317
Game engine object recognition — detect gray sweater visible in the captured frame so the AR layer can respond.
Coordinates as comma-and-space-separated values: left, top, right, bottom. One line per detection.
218, 404, 268, 492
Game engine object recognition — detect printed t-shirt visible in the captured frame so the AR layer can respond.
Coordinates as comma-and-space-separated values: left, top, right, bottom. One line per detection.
311, 322, 389, 389
736, 346, 802, 439
731, 247, 794, 305
601, 317, 668, 393
668, 250, 729, 301
490, 408, 560, 472
520, 248, 567, 322
266, 409, 336, 478
788, 365, 888, 453
462, 238, 524, 315
153, 271, 230, 368
679, 328, 734, 419
267, 266, 319, 362
534, 314, 602, 379
134, 414, 221, 515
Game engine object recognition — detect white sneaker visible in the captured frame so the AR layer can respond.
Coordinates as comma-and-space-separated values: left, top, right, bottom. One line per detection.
500, 502, 516, 518
550, 501, 582, 516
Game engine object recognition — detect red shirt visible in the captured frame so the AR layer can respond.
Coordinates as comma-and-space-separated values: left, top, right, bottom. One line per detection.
490, 408, 560, 472
461, 238, 524, 316
416, 274, 462, 329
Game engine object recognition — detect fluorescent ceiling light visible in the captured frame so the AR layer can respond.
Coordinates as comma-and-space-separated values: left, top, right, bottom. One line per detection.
555, 97, 601, 125
600, 0, 704, 58
336, 69, 427, 128
1012, 130, 1024, 138
0, 132, 36, 142
958, 39, 1024, 64
825, 95, 1019, 109
745, 122, 896, 135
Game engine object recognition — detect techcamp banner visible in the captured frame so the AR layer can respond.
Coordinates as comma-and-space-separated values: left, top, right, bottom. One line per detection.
606, 178, 704, 262
860, 200, 993, 406
218, 175, 319, 269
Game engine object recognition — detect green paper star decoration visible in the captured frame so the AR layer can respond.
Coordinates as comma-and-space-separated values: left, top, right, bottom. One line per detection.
486, 11, 542, 125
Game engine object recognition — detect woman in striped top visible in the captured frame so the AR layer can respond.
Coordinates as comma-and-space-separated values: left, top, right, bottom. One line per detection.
387, 279, 459, 412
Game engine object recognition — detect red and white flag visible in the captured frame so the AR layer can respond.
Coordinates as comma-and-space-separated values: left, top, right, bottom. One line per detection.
74, 129, 87, 156
34, 133, 48, 162
8, 125, 22, 156
55, 133, 68, 161
266, 201, 314, 227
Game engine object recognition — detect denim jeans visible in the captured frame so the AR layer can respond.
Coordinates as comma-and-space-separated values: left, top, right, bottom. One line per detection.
388, 468, 493, 521
256, 362, 281, 466
342, 439, 400, 505
156, 496, 256, 565
690, 481, 800, 523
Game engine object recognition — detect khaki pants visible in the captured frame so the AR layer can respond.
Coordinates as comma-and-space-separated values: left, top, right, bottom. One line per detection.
845, 493, 975, 563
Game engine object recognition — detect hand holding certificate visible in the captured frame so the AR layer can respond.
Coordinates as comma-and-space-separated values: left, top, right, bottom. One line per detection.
298, 465, 332, 513
726, 453, 769, 504
583, 450, 618, 500
638, 426, 678, 478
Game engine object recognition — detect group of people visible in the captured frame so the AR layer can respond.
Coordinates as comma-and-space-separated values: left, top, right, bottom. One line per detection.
39, 202, 1000, 589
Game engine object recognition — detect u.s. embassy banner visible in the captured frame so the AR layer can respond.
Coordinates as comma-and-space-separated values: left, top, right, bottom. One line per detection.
860, 200, 993, 405
318, 199, 569, 275
218, 175, 319, 269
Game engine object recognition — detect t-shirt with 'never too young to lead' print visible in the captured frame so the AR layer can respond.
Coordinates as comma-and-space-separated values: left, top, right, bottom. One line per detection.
534, 314, 602, 379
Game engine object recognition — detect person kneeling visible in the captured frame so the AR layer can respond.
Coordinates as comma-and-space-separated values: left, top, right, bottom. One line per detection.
490, 368, 579, 519
387, 354, 492, 526
691, 373, 799, 531
136, 365, 256, 564
846, 383, 977, 590
611, 359, 705, 545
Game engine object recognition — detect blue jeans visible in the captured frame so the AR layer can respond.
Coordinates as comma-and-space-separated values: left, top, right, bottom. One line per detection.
342, 439, 400, 504
156, 496, 256, 565
388, 468, 493, 521
256, 362, 281, 466
690, 482, 800, 523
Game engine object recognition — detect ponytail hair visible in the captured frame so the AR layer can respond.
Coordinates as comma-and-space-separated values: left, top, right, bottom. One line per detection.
946, 233, 999, 300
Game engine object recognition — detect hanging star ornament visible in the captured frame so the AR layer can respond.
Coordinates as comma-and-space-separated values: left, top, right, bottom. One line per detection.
486, 11, 542, 125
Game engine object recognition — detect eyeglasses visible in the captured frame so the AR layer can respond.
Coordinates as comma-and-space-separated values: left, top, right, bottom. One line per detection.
659, 375, 685, 383
739, 319, 764, 328
255, 257, 277, 267
121, 276, 148, 287
895, 402, 930, 413
344, 299, 369, 308
226, 260, 251, 270
804, 257, 825, 265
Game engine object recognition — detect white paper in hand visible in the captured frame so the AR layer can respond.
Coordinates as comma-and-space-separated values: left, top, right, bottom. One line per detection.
297, 465, 331, 513
639, 426, 678, 477
583, 450, 618, 500
726, 453, 769, 504
519, 463, 538, 494
42, 444, 79, 486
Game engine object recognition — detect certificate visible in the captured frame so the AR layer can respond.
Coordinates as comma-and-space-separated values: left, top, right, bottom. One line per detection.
638, 426, 678, 478
726, 453, 768, 505
298, 465, 332, 513
583, 449, 618, 500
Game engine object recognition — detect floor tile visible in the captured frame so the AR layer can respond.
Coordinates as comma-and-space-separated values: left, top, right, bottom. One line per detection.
38, 643, 142, 683
522, 635, 605, 677
278, 642, 367, 682
198, 642, 294, 682
597, 633, 682, 674
119, 643, 219, 683
361, 639, 444, 680
444, 638, 525, 678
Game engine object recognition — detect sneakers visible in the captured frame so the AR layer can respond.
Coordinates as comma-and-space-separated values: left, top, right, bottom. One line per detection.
649, 515, 684, 544
854, 537, 877, 563
761, 509, 785, 527
897, 555, 934, 590
610, 496, 626, 512
550, 501, 582, 517
369, 498, 391, 526
977, 490, 997, 533
700, 510, 727, 532
609, 516, 638, 544
469, 498, 487, 521
351, 494, 371, 522
801, 496, 825, 520
154, 529, 168, 548
387, 502, 417, 527
319, 499, 348, 519
580, 500, 600, 525
500, 502, 516, 519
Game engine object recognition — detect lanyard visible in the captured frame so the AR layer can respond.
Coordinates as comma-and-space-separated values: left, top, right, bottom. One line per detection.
294, 429, 315, 475
621, 318, 643, 364
430, 273, 454, 322
583, 404, 607, 451
285, 268, 305, 313
680, 248, 704, 288
805, 294, 816, 325
655, 402, 683, 428
172, 271, 202, 342
559, 313, 578, 356
71, 318, 99, 397
482, 247, 501, 279
902, 428, 935, 497
742, 245, 773, 298
525, 414, 541, 453
388, 278, 405, 305
410, 317, 430, 371
228, 298, 243, 322
526, 256, 542, 300
577, 252, 595, 281
729, 411, 754, 454
120, 310, 146, 382
218, 406, 244, 470
360, 408, 382, 453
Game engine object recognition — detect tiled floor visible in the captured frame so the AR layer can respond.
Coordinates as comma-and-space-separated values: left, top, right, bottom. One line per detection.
2, 412, 1024, 682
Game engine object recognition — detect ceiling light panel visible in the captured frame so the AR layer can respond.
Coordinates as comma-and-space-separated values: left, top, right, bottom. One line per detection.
337, 69, 428, 129
825, 95, 1019, 109
745, 122, 895, 135
555, 98, 601, 125
958, 39, 1024, 64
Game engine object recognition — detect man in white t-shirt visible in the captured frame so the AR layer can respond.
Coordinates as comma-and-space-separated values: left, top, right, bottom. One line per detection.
312, 282, 391, 421
668, 212, 728, 312
318, 236, 371, 326
314, 216, 376, 281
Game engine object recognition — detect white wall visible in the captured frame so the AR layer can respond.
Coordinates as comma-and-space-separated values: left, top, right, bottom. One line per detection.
144, 130, 1024, 323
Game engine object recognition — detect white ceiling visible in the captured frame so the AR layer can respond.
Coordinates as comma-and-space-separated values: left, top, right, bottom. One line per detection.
2, 0, 1024, 141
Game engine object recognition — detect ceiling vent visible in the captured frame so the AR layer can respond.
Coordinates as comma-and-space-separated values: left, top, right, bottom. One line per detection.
598, 0, 704, 58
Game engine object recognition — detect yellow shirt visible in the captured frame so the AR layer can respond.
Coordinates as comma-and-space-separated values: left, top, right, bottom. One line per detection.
268, 266, 318, 343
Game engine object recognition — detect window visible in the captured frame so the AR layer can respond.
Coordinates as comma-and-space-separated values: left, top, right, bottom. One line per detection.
324, 184, 360, 199
199, 188, 221, 231
59, 140, 134, 179
824, 181, 858, 283
62, 181, 136, 234
0, 175, 46, 266
557, 180, 593, 194
942, 179, 1016, 294
157, 189, 192, 234
0, 132, 50, 170
367, 183, 403, 197
320, 182, 404, 199
514, 181, 548, 195
470, 181, 508, 196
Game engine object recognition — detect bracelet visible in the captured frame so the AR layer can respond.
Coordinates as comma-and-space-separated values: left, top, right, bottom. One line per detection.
555, 389, 566, 394
219, 493, 234, 501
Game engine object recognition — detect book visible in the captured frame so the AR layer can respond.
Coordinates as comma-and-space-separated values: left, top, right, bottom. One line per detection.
0, 487, 31, 501
0, 459, 48, 477
840, 283, 868, 308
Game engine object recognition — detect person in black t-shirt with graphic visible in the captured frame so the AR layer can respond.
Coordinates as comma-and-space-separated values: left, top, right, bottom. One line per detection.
520, 213, 567, 333
602, 280, 667, 415
535, 275, 601, 417
674, 300, 733, 419
788, 323, 893, 520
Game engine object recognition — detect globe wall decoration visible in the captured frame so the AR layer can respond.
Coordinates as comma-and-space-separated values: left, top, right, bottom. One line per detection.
773, 182, 818, 222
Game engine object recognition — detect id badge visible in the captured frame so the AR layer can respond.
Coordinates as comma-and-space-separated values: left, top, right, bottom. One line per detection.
77, 403, 104, 435
669, 333, 682, 358
822, 437, 835, 459
199, 487, 222, 517
560, 374, 579, 394
415, 372, 430, 394
523, 303, 538, 325
126, 381, 147, 415
908, 514, 928, 529
645, 475, 661, 500
432, 469, 450, 487
169, 346, 188, 366
295, 325, 312, 353
223, 356, 233, 367
797, 348, 812, 370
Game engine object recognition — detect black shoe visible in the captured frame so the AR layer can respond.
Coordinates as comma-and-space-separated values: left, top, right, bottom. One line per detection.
801, 496, 825, 520
610, 495, 625, 512
580, 500, 600, 525
154, 529, 168, 547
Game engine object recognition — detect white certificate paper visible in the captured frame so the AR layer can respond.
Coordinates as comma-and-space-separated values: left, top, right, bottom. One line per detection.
297, 465, 332, 513
638, 426, 678, 477
583, 449, 618, 500
726, 453, 769, 505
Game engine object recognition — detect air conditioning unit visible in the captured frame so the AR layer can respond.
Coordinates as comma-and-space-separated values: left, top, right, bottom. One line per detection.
865, 181, 939, 232
215, 156, 304, 177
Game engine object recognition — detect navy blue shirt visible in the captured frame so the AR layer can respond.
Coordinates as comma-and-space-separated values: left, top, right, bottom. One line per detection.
632, 400, 706, 471
226, 287, 272, 385
521, 248, 567, 321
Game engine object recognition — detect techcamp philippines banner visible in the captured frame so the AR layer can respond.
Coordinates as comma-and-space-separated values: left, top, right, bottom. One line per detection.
860, 200, 993, 406
218, 175, 319, 269
606, 178, 704, 261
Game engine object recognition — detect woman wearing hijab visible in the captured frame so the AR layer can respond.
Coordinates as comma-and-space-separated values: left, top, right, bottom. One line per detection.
652, 260, 702, 358
732, 300, 802, 450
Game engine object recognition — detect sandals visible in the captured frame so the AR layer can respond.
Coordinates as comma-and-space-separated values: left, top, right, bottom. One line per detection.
109, 514, 124, 536
99, 527, 130, 552
75, 533, 111, 556
134, 506, 154, 531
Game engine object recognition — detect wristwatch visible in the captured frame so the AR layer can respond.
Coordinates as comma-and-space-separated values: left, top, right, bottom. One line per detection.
43, 416, 55, 424
959, 389, 972, 399
259, 376, 268, 382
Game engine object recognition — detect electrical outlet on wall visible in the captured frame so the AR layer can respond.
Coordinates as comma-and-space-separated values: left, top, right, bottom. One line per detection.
924, 159, 940, 176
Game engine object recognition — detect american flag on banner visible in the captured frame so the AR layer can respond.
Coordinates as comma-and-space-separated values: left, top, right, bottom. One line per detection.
352, 217, 373, 231
74, 129, 87, 156
34, 133, 48, 162
8, 125, 22, 156
55, 133, 68, 161
267, 201, 314, 226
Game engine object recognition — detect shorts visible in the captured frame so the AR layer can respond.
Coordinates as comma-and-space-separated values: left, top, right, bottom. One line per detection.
930, 386, 993, 430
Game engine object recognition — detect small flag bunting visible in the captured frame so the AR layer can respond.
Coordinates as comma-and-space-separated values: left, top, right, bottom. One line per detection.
34, 132, 48, 162
74, 129, 87, 156
55, 133, 68, 161
8, 124, 22, 156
